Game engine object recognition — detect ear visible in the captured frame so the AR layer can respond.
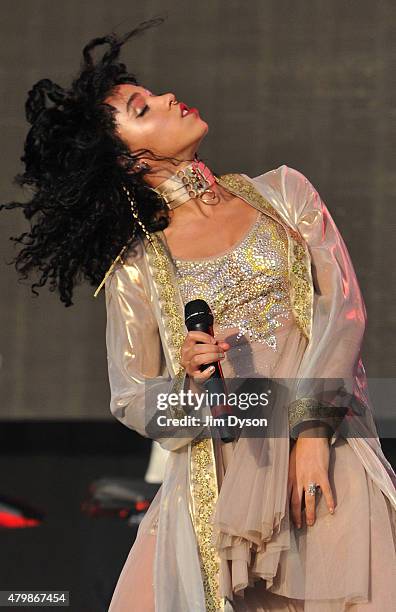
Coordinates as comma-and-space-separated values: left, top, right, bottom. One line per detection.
119, 154, 151, 173
117, 154, 134, 171
134, 159, 151, 172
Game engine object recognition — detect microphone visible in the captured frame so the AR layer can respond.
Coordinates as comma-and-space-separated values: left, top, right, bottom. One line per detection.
184, 299, 236, 443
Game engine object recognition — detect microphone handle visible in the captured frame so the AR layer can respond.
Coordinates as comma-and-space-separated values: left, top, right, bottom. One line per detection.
194, 324, 237, 443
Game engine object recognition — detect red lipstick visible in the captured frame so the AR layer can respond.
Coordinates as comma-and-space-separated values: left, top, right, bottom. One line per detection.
179, 102, 199, 117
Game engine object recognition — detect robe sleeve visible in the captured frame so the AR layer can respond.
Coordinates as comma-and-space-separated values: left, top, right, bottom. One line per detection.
105, 261, 206, 452
282, 167, 368, 441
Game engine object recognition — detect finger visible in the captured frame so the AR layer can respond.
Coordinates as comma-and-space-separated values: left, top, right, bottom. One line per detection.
216, 340, 231, 350
191, 365, 216, 383
188, 344, 225, 358
304, 485, 317, 526
190, 351, 226, 370
184, 331, 217, 347
320, 477, 335, 515
182, 344, 224, 372
291, 486, 303, 528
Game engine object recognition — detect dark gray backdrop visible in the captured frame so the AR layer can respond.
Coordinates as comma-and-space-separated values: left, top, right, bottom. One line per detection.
1, 0, 395, 420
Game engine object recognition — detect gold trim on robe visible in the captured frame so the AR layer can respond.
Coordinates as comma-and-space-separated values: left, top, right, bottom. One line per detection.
144, 230, 225, 611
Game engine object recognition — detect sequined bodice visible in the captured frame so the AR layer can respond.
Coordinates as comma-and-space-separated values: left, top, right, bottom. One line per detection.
172, 211, 294, 350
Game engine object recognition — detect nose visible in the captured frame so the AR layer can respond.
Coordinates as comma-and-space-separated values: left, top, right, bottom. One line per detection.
158, 92, 178, 107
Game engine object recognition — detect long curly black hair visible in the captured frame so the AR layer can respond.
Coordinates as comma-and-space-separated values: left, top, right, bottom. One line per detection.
1, 16, 193, 307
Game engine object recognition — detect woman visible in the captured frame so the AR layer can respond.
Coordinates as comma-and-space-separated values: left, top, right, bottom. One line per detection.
3, 19, 395, 612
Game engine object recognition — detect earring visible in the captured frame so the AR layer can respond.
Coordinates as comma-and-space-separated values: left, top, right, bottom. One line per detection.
122, 185, 159, 255
135, 160, 150, 172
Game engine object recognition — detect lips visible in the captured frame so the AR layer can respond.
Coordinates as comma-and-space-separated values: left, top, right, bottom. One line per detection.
179, 102, 189, 117
179, 102, 198, 117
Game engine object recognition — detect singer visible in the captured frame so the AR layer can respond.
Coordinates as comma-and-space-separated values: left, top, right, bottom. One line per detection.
3, 19, 395, 612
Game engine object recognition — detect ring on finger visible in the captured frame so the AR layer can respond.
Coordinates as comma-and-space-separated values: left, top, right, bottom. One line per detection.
306, 482, 319, 496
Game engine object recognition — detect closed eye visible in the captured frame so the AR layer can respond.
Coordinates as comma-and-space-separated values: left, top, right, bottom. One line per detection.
136, 104, 149, 118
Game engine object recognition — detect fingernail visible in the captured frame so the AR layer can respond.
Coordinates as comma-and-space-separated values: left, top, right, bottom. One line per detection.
208, 366, 215, 372
329, 508, 334, 514
297, 523, 301, 529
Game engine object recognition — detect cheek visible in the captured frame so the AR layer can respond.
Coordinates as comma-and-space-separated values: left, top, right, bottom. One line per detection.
149, 114, 174, 132
143, 117, 182, 147
116, 121, 147, 149
116, 115, 188, 153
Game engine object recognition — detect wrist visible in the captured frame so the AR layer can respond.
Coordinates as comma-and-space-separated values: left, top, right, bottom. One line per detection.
296, 422, 333, 441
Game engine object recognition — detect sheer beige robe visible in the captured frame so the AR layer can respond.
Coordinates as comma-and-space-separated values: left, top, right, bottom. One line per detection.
105, 165, 396, 611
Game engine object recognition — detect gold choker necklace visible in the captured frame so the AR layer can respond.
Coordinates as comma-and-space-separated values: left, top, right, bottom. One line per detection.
151, 159, 219, 209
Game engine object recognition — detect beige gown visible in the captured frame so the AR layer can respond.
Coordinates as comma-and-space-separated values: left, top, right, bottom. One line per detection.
106, 166, 396, 611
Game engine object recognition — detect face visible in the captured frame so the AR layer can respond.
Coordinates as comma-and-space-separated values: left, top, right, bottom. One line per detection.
105, 83, 209, 165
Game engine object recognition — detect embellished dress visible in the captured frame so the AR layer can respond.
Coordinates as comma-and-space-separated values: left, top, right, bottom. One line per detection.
105, 166, 396, 612
172, 210, 396, 611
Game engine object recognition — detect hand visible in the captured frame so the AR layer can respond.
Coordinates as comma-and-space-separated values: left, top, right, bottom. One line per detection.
180, 331, 230, 384
288, 431, 335, 529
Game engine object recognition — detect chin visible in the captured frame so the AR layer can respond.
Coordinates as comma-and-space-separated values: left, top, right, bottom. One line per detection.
195, 121, 209, 142
200, 118, 209, 132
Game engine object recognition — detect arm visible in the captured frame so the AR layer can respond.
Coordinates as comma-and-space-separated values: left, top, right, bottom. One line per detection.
105, 261, 207, 452
282, 166, 367, 440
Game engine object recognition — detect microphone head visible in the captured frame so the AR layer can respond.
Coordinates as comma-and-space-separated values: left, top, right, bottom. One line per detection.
184, 299, 213, 331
